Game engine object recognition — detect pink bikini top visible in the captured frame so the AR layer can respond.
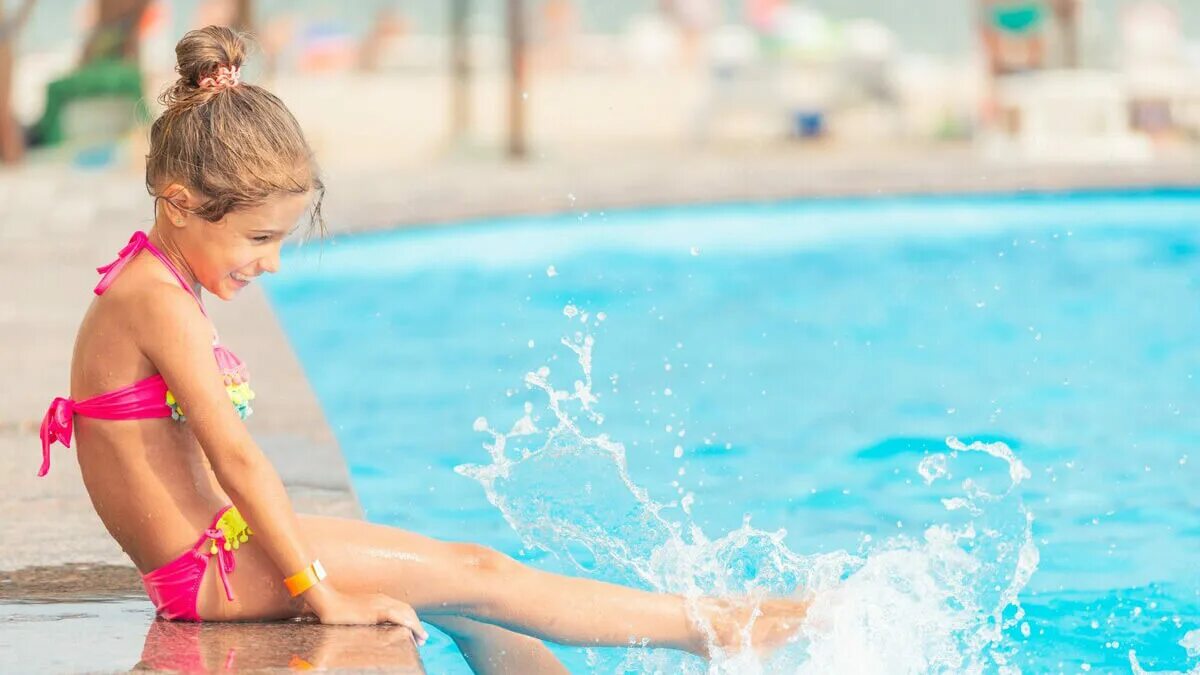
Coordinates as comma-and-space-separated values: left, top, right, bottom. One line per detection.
38, 231, 255, 477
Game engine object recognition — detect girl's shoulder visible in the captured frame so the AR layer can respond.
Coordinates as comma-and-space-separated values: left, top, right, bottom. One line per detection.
97, 253, 199, 313
90, 254, 211, 349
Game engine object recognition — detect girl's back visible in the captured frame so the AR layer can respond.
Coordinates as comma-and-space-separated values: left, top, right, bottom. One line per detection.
69, 249, 230, 572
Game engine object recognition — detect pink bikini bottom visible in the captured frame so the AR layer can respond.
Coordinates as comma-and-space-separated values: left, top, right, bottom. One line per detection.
141, 505, 250, 621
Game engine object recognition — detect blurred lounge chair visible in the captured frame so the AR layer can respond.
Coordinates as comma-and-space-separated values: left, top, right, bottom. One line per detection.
31, 59, 146, 149
1118, 0, 1200, 141
982, 69, 1151, 162
690, 24, 790, 142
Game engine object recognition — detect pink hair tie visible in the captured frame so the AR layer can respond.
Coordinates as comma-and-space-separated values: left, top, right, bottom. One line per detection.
199, 64, 241, 90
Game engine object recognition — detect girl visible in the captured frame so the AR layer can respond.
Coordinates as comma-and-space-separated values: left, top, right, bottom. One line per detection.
38, 26, 809, 673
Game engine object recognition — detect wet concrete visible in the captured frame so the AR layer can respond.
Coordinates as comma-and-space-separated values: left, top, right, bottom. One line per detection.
0, 564, 142, 602
0, 598, 424, 673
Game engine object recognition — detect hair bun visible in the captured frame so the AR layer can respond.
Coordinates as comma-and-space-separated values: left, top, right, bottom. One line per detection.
160, 26, 247, 107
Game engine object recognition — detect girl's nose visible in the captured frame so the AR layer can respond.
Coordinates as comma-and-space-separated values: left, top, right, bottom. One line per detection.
259, 249, 280, 274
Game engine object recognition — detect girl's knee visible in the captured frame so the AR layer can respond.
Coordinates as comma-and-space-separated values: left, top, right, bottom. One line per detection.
450, 543, 515, 575
440, 543, 526, 617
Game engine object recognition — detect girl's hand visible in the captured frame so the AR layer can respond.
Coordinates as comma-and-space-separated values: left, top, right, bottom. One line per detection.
313, 590, 428, 644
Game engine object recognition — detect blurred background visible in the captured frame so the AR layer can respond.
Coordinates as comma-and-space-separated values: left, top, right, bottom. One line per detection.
1, 0, 1199, 211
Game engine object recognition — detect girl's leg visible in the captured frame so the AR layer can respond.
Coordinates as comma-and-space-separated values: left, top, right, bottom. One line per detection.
223, 514, 701, 651
219, 515, 807, 657
430, 615, 569, 675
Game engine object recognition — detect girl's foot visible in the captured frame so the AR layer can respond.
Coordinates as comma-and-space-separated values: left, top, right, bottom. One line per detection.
695, 595, 811, 658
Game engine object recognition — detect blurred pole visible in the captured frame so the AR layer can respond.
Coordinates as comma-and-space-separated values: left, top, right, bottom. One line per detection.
80, 0, 151, 66
505, 0, 527, 160
450, 0, 470, 144
0, 0, 37, 164
232, 0, 254, 34
1052, 0, 1080, 68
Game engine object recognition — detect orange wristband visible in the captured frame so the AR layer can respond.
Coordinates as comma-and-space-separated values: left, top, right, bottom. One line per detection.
284, 559, 327, 597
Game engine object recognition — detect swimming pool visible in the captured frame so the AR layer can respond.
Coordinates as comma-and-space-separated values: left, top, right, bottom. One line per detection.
264, 190, 1200, 673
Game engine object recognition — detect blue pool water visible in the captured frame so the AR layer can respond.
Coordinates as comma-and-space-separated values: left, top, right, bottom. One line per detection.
264, 191, 1200, 673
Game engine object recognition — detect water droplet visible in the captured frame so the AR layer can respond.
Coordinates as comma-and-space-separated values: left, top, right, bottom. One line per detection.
673, 445, 683, 458
546, 265, 558, 277
918, 453, 949, 484
689, 246, 700, 256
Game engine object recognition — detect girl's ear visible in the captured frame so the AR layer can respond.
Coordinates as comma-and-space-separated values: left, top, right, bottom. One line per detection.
160, 184, 197, 228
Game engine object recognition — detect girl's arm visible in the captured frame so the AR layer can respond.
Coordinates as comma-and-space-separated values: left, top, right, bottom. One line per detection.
133, 283, 424, 638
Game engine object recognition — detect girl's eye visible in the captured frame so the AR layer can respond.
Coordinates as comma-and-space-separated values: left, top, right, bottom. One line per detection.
252, 235, 271, 243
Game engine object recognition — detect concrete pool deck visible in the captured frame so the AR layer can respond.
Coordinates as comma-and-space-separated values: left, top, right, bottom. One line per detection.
0, 594, 426, 673
1, 148, 1197, 671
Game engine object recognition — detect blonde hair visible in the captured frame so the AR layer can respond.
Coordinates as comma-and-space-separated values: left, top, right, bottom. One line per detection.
146, 26, 324, 234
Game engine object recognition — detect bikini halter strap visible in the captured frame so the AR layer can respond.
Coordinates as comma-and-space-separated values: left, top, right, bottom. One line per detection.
94, 231, 207, 316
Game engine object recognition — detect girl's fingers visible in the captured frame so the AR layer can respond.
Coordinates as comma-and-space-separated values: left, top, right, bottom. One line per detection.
384, 607, 428, 645
407, 616, 429, 645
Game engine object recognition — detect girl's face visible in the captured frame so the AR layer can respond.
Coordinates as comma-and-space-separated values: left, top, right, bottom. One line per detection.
175, 192, 312, 301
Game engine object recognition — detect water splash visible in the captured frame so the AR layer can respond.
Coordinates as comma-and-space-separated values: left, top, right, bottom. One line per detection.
1129, 630, 1200, 674
1185, 631, 1200, 660
456, 311, 1039, 673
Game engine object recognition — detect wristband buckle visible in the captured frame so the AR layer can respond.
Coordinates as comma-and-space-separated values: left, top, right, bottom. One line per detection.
284, 559, 327, 597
